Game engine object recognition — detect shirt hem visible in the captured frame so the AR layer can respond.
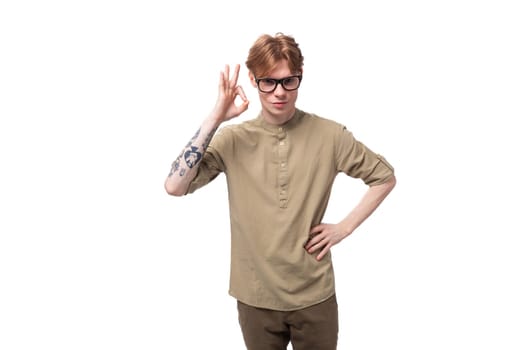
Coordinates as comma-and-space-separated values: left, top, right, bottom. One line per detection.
229, 290, 336, 312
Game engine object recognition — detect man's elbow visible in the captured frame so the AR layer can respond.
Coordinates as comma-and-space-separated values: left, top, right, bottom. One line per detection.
388, 174, 396, 187
371, 175, 396, 193
164, 182, 187, 197
384, 175, 397, 192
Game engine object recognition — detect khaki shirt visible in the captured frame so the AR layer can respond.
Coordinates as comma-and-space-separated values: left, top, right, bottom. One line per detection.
187, 109, 394, 310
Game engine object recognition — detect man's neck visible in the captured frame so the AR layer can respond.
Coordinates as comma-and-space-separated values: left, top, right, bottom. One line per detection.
261, 109, 296, 126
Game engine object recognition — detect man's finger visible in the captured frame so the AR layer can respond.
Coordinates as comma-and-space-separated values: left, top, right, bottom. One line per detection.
231, 64, 240, 84
305, 232, 324, 251
316, 242, 332, 261
224, 64, 230, 85
309, 224, 324, 235
237, 86, 248, 101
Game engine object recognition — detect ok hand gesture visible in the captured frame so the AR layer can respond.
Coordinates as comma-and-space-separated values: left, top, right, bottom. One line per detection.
210, 64, 249, 123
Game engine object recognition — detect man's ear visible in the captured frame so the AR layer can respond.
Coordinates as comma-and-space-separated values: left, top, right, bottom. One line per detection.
248, 72, 257, 88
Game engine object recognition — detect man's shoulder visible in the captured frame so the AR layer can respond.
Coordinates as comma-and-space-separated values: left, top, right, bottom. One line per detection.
299, 109, 347, 132
214, 116, 260, 141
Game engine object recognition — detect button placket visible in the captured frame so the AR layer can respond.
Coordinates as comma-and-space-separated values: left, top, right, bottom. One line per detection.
277, 128, 288, 208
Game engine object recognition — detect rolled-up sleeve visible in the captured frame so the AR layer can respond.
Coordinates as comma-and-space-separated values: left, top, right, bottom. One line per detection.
185, 128, 229, 194
335, 126, 394, 186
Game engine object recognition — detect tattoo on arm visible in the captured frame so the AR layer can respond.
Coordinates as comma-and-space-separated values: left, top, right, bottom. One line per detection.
202, 127, 218, 150
167, 126, 218, 178
185, 127, 201, 147
184, 146, 202, 168
168, 151, 183, 177
168, 159, 178, 177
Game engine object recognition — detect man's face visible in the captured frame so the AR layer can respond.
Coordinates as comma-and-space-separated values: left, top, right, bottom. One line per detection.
250, 59, 301, 125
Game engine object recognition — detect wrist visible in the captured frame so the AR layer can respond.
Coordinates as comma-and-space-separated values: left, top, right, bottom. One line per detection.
338, 220, 355, 238
204, 114, 223, 129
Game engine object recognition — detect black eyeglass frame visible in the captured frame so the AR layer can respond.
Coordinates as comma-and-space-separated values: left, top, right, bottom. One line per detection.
254, 75, 303, 93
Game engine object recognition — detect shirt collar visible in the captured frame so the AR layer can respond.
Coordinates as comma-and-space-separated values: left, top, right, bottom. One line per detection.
255, 108, 304, 132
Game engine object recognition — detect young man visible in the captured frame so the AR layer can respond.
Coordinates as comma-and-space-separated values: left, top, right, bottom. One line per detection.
165, 33, 396, 350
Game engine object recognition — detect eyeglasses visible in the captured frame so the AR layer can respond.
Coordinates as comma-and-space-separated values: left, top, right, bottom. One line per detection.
254, 75, 303, 93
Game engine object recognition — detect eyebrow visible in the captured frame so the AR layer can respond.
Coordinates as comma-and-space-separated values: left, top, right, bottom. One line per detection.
257, 74, 301, 80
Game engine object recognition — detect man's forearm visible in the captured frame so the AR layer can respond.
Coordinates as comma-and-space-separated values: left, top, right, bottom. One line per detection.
340, 175, 396, 237
164, 118, 220, 196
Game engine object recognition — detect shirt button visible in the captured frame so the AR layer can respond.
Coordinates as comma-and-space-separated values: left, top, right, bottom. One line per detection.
278, 127, 283, 132
279, 141, 284, 146
281, 162, 286, 167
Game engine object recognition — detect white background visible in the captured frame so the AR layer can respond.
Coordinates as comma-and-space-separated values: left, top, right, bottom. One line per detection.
1, 1, 524, 349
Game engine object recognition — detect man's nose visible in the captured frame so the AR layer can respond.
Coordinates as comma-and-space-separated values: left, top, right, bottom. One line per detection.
273, 82, 286, 95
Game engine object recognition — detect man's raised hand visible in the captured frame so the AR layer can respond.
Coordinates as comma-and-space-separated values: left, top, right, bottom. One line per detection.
210, 64, 249, 123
